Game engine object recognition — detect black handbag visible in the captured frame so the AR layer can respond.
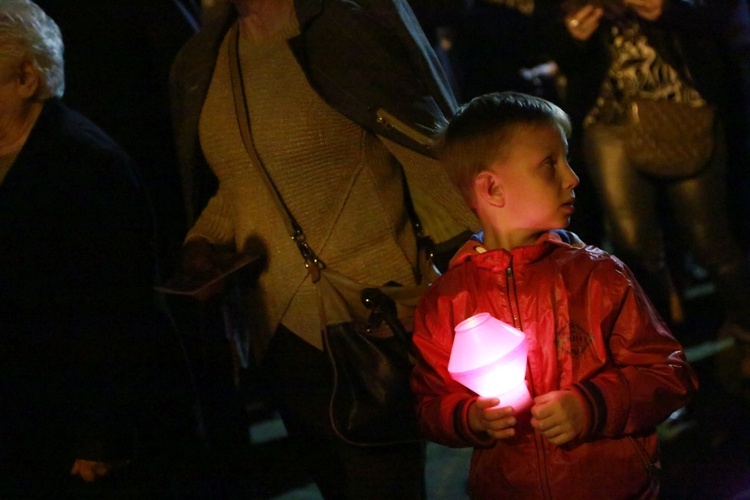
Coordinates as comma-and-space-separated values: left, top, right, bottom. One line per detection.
228, 24, 426, 446
319, 271, 425, 446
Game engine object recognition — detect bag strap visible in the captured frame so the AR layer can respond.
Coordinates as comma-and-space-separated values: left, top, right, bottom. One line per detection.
228, 22, 431, 285
227, 23, 325, 282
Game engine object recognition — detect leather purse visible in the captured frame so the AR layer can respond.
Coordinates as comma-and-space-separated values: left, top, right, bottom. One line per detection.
319, 269, 425, 446
624, 98, 715, 179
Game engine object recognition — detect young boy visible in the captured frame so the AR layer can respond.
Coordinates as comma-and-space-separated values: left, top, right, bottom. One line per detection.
410, 92, 698, 499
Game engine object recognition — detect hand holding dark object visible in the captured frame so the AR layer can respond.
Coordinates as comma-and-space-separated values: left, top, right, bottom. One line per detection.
70, 459, 129, 483
562, 0, 627, 19
169, 238, 233, 301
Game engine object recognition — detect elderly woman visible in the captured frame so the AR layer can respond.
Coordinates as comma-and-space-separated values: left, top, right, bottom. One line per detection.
0, 0, 174, 494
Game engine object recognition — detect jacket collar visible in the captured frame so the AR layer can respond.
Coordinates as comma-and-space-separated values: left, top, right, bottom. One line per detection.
449, 230, 575, 272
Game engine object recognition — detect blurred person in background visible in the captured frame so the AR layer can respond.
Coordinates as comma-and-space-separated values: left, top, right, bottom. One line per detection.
169, 0, 478, 497
35, 0, 202, 276
532, 0, 750, 393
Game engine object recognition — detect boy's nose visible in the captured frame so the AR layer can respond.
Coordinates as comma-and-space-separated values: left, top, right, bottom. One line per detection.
565, 165, 580, 189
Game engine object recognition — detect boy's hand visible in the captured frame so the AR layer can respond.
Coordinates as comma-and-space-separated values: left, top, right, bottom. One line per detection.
468, 397, 517, 440
530, 390, 586, 446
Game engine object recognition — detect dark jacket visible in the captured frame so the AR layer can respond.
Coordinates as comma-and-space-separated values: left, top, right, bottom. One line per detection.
532, 0, 739, 125
170, 0, 461, 226
411, 231, 698, 499
0, 100, 159, 481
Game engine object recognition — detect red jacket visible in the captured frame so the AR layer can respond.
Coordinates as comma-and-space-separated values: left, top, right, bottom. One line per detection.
411, 231, 698, 499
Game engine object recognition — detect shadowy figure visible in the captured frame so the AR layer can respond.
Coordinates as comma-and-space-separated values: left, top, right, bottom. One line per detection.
168, 0, 478, 497
35, 0, 201, 278
532, 0, 750, 360
0, 1, 199, 496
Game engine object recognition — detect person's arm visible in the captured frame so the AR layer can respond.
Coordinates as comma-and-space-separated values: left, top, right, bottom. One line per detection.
170, 190, 240, 300
60, 150, 157, 477
411, 298, 496, 448
568, 259, 699, 439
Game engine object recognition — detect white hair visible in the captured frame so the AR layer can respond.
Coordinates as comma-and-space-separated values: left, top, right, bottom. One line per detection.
0, 0, 64, 99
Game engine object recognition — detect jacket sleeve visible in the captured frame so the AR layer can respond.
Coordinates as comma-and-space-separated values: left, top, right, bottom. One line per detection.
572, 259, 699, 439
411, 293, 495, 448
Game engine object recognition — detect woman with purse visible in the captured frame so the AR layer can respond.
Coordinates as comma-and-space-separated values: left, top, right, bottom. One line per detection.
532, 0, 750, 392
169, 0, 478, 497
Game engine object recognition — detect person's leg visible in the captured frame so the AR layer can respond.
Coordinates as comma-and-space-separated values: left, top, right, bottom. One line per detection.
667, 124, 750, 333
330, 438, 425, 500
582, 123, 677, 321
666, 124, 750, 397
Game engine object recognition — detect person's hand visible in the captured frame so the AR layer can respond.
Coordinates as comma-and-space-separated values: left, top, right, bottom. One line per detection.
625, 0, 664, 20
530, 390, 586, 446
177, 237, 230, 301
70, 459, 119, 482
468, 397, 517, 440
565, 5, 604, 41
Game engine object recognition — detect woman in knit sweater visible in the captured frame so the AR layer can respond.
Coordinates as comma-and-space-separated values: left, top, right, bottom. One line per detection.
170, 0, 478, 497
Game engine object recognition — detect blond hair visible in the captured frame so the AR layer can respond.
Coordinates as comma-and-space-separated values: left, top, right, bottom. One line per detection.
440, 91, 571, 208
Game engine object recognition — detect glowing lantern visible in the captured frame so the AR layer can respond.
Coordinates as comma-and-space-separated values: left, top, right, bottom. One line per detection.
448, 312, 532, 412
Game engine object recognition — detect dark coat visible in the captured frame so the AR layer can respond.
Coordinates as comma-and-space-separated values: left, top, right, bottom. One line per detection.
532, 0, 744, 126
0, 100, 161, 486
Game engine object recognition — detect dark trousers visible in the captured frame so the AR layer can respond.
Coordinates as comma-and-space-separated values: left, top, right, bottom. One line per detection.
260, 325, 426, 500
582, 121, 750, 329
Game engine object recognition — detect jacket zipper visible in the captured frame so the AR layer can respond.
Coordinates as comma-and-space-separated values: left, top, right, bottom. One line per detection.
507, 262, 553, 500
375, 108, 437, 150
505, 264, 521, 329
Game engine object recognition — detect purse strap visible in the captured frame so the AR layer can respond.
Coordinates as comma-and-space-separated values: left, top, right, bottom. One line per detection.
227, 23, 325, 282
227, 22, 431, 285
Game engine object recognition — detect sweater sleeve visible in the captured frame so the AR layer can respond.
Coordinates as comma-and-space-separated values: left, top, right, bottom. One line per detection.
185, 188, 236, 247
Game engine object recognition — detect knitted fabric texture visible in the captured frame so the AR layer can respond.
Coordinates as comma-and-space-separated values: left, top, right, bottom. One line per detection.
190, 21, 419, 350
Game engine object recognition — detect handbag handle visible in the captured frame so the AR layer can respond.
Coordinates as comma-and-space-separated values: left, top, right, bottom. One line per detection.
361, 288, 416, 355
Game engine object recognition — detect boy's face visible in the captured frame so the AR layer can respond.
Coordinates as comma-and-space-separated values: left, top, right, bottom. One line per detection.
487, 122, 579, 237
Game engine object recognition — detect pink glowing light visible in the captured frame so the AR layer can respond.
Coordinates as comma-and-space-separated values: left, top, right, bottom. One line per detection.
448, 312, 532, 412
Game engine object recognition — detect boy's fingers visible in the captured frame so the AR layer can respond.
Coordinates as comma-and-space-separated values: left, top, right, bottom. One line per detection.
487, 415, 517, 430
488, 427, 516, 439
475, 397, 500, 409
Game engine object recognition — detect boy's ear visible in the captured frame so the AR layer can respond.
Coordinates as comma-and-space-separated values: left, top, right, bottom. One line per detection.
16, 60, 40, 100
474, 170, 505, 208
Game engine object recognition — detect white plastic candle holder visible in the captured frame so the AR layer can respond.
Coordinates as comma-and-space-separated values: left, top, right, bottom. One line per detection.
448, 312, 532, 412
